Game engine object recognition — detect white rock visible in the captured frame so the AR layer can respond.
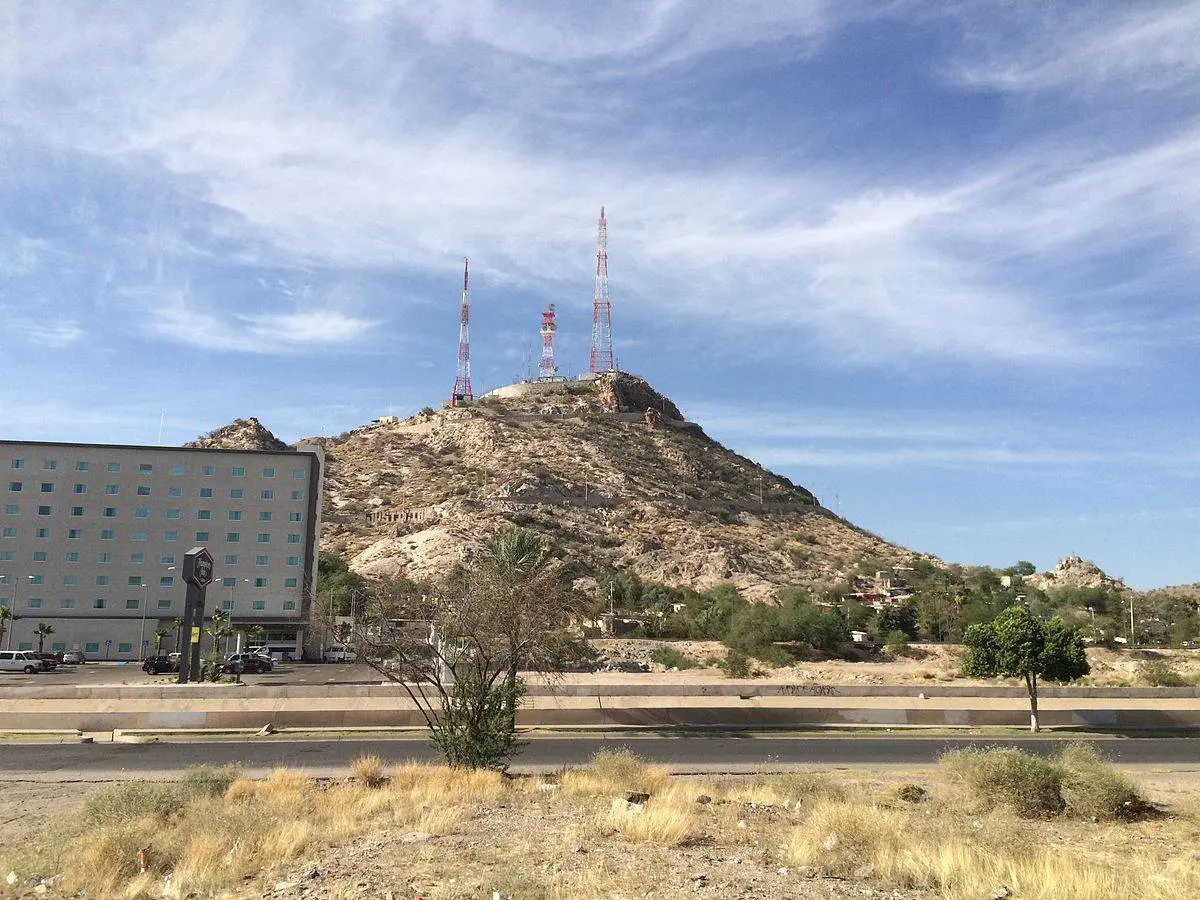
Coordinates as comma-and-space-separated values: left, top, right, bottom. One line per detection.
5, 873, 16, 886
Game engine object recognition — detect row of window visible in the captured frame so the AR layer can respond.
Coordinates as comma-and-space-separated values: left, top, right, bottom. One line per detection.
0, 596, 293, 611
6, 483, 305, 501
3, 504, 303, 522
10, 459, 306, 479
0, 553, 301, 570
1, 528, 304, 543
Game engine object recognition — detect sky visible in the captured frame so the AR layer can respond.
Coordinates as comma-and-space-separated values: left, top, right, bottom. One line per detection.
1, 1, 1198, 589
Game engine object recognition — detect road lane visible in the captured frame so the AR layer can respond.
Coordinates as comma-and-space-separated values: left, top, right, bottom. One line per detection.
1, 735, 1196, 780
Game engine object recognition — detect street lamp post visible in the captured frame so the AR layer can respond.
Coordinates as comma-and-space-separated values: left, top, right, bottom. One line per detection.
139, 584, 149, 660
228, 578, 249, 654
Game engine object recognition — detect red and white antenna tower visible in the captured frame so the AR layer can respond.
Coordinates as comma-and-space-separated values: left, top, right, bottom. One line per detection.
589, 206, 615, 373
539, 304, 557, 379
451, 258, 473, 406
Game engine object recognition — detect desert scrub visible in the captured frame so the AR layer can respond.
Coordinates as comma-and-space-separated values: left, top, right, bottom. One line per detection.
561, 749, 668, 798
649, 645, 700, 669
1136, 658, 1190, 687
1058, 743, 1147, 820
940, 746, 1066, 817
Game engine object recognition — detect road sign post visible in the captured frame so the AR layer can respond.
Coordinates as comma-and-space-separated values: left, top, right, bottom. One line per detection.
177, 547, 214, 684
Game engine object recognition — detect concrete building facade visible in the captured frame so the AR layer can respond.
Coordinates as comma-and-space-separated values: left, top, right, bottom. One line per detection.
0, 440, 324, 660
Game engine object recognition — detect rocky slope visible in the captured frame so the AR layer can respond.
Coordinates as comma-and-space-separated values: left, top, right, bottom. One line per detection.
184, 417, 290, 452
1025, 555, 1130, 594
295, 373, 923, 601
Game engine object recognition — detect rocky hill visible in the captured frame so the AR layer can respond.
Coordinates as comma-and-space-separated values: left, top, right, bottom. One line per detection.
293, 373, 922, 601
1024, 555, 1130, 594
184, 417, 290, 452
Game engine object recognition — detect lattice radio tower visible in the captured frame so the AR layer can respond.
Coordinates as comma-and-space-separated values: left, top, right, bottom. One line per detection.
589, 206, 615, 373
451, 258, 473, 406
539, 304, 558, 379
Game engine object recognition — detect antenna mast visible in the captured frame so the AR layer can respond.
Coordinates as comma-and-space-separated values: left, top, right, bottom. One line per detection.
451, 258, 473, 405
589, 206, 615, 373
539, 304, 558, 379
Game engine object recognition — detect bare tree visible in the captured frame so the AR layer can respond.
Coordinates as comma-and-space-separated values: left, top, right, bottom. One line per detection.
352, 528, 580, 769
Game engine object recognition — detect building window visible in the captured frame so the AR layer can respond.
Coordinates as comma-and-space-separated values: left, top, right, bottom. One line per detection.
104, 484, 118, 495
32, 551, 47, 561
10, 459, 23, 470
28, 574, 43, 585
255, 555, 268, 566
0, 552, 10, 562
254, 577, 267, 588
287, 534, 300, 544
98, 552, 112, 563
136, 485, 151, 496
73, 483, 86, 494
128, 576, 142, 586
0, 575, 7, 584
27, 598, 42, 609
284, 578, 298, 588
63, 575, 76, 586
64, 552, 79, 562
107, 462, 120, 472
117, 642, 132, 654
170, 464, 185, 475
164, 531, 178, 542
258, 512, 272, 522
257, 533, 270, 543
228, 511, 242, 521
75, 461, 90, 472
157, 598, 171, 610
290, 490, 303, 501
125, 598, 139, 610
132, 530, 147, 541
68, 528, 82, 539
161, 554, 175, 565
286, 556, 299, 566
70, 507, 83, 517
226, 532, 240, 543
282, 599, 296, 610
199, 487, 213, 498
60, 598, 75, 609
3, 505, 16, 515
100, 529, 114, 541
42, 460, 57, 471
262, 467, 276, 478
1, 528, 16, 538
230, 488, 244, 500
102, 507, 116, 517
221, 577, 235, 588
224, 554, 238, 565
231, 467, 245, 477
93, 598, 106, 609
37, 505, 52, 516
168, 486, 182, 497
16, 642, 32, 651
197, 510, 211, 520
251, 600, 265, 611
292, 469, 304, 479
134, 507, 149, 518
40, 482, 53, 493
260, 490, 274, 501
160, 576, 173, 587
220, 598, 234, 611
96, 575, 109, 586
289, 512, 302, 523
84, 641, 99, 653
130, 553, 144, 564
138, 464, 153, 474
195, 531, 210, 541
34, 527, 49, 539
166, 509, 181, 519
7, 482, 21, 492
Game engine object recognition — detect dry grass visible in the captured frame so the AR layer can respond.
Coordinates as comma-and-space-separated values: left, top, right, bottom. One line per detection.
349, 753, 388, 788
560, 747, 669, 797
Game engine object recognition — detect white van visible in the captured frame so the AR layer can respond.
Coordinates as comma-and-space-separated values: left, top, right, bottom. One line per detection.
322, 644, 358, 663
0, 651, 47, 674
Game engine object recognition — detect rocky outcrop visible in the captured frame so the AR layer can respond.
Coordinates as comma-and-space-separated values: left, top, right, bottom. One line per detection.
1025, 555, 1127, 593
184, 417, 289, 452
591, 372, 684, 419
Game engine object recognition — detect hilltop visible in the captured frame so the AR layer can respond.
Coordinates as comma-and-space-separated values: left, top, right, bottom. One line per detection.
184, 417, 290, 453
295, 373, 920, 600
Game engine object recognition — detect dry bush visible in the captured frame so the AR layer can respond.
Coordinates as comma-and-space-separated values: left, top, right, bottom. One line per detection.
940, 746, 1065, 817
350, 754, 388, 788
562, 749, 669, 798
1058, 743, 1146, 820
387, 762, 504, 804
602, 792, 695, 845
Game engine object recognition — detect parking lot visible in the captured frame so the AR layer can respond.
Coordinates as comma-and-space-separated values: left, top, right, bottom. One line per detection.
0, 661, 382, 687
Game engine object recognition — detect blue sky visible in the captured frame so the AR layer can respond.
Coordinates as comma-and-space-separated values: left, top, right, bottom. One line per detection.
1, 2, 1198, 588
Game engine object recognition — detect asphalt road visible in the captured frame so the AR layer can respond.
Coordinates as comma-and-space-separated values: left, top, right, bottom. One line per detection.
1, 735, 1196, 779
0, 661, 373, 687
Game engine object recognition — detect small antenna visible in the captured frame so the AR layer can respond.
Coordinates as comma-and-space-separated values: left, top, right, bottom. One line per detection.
157, 411, 165, 444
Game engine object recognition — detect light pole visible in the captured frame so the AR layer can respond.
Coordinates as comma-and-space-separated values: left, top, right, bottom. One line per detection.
1129, 595, 1137, 650
229, 578, 249, 654
0, 573, 12, 649
138, 583, 149, 660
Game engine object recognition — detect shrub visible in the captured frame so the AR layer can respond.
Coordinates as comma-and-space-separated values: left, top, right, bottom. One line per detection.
1136, 658, 1189, 687
723, 649, 751, 679
1058, 743, 1146, 820
883, 629, 913, 656
350, 754, 388, 788
84, 782, 183, 825
649, 646, 699, 670
939, 747, 1065, 817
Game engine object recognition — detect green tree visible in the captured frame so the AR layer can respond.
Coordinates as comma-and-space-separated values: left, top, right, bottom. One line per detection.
203, 610, 232, 681
34, 622, 55, 654
0, 605, 12, 649
961, 605, 1090, 733
317, 550, 371, 617
154, 627, 171, 653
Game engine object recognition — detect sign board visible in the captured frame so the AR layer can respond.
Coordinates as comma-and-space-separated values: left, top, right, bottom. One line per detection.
191, 627, 202, 644
183, 547, 215, 588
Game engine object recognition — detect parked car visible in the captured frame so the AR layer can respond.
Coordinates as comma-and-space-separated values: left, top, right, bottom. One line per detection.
322, 644, 358, 663
220, 654, 273, 675
0, 650, 51, 674
61, 651, 86, 665
35, 653, 59, 670
142, 653, 182, 675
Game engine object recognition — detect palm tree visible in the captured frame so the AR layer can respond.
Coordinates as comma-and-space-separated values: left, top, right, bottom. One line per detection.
34, 622, 55, 654
0, 606, 12, 650
172, 617, 185, 653
154, 627, 171, 654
